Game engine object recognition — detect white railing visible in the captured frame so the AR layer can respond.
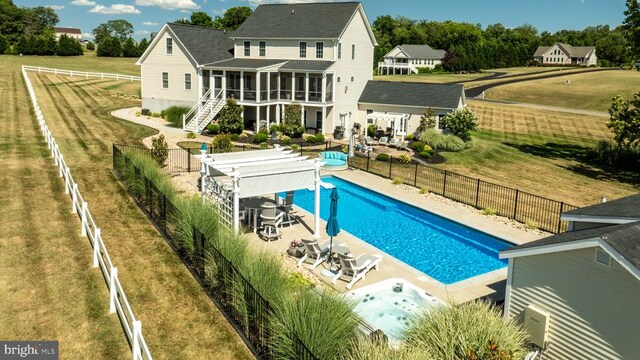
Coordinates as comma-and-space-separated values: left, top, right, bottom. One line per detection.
183, 89, 223, 133
21, 65, 152, 360
182, 88, 211, 129
23, 65, 140, 82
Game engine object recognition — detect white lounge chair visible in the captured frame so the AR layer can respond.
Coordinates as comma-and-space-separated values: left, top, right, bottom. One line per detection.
364, 136, 377, 146
356, 141, 372, 154
378, 137, 388, 146
332, 253, 383, 289
388, 138, 398, 147
259, 204, 284, 242
297, 239, 345, 270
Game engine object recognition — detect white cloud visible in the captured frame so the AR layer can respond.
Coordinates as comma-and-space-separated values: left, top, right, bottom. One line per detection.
245, 0, 341, 5
89, 4, 142, 14
142, 21, 158, 26
212, 8, 225, 16
180, 9, 190, 13
135, 0, 199, 10
48, 5, 65, 10
81, 33, 94, 39
135, 30, 151, 35
70, 0, 96, 6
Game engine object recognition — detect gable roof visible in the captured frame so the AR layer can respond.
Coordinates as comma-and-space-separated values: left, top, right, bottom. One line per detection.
136, 23, 234, 67
562, 194, 640, 221
501, 221, 640, 275
54, 27, 81, 34
534, 43, 596, 58
390, 45, 446, 60
358, 81, 464, 109
231, 2, 375, 44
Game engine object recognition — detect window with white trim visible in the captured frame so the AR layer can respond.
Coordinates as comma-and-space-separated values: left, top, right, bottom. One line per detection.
244, 41, 251, 57
166, 38, 173, 55
259, 41, 266, 57
299, 42, 307, 58
315, 42, 323, 59
162, 72, 169, 88
184, 73, 191, 90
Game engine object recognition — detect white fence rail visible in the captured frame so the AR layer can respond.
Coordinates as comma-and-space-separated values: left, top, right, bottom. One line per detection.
23, 65, 140, 82
21, 65, 152, 360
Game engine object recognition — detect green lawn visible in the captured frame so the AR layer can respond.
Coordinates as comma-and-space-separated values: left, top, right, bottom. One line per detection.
374, 72, 488, 84
3, 52, 140, 75
1, 55, 252, 359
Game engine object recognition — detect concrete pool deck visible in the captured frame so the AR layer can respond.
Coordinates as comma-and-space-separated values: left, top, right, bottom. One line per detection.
240, 168, 546, 304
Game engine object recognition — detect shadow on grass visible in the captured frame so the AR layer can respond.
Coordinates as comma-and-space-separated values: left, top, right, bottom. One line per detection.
504, 141, 640, 186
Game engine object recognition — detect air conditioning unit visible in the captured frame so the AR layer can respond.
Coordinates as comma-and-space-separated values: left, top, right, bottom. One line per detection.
523, 305, 550, 349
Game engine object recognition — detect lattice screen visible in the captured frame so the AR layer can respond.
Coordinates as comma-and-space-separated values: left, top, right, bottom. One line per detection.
203, 176, 234, 231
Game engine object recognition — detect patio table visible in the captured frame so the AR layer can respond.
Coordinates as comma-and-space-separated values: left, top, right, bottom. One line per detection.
241, 198, 276, 233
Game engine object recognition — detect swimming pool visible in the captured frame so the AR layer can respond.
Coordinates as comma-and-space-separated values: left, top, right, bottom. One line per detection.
288, 176, 512, 284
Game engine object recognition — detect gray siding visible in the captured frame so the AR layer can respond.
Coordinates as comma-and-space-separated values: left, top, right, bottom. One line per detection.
508, 248, 640, 359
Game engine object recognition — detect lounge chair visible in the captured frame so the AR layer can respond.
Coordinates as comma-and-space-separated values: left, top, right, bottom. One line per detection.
396, 140, 409, 151
364, 136, 377, 146
356, 141, 372, 154
277, 191, 297, 226
332, 253, 383, 289
297, 239, 345, 270
378, 137, 388, 146
259, 204, 284, 242
388, 138, 398, 147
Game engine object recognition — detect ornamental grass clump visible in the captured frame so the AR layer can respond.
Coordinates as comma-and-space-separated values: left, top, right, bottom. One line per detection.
174, 195, 221, 257
117, 150, 176, 201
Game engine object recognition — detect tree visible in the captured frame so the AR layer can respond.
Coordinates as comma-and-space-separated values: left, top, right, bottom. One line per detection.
596, 30, 630, 66
173, 18, 190, 25
190, 11, 213, 28
137, 38, 149, 56
212, 134, 232, 153
86, 41, 95, 51
0, 0, 24, 43
442, 108, 477, 141
0, 34, 7, 54
418, 108, 436, 133
607, 93, 640, 149
624, 0, 640, 58
218, 98, 244, 134
22, 6, 58, 35
282, 102, 302, 137
56, 34, 83, 56
151, 135, 169, 166
93, 19, 133, 43
213, 6, 252, 31
96, 36, 121, 57
40, 29, 57, 55
122, 38, 138, 57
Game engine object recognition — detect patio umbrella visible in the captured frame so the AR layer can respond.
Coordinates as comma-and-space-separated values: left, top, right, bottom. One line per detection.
325, 188, 341, 272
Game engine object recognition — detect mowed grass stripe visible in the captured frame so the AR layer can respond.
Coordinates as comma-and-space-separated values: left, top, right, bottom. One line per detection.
0, 68, 130, 358
28, 71, 253, 359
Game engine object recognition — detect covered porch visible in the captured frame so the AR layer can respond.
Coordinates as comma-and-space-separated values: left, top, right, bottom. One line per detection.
364, 112, 411, 140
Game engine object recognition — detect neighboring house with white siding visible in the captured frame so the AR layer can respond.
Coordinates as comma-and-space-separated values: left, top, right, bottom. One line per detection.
53, 27, 82, 41
378, 44, 446, 75
533, 42, 597, 66
500, 194, 640, 360
136, 23, 233, 112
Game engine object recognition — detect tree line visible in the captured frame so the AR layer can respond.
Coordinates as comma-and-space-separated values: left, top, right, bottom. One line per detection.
92, 20, 149, 58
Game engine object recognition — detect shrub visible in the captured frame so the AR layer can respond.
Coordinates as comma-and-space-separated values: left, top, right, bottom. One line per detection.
392, 177, 403, 185
302, 133, 315, 142
398, 154, 411, 163
293, 125, 306, 138
410, 141, 426, 153
314, 134, 325, 143
151, 134, 169, 166
418, 151, 432, 159
419, 129, 466, 152
56, 34, 83, 56
482, 207, 498, 216
526, 219, 538, 230
212, 134, 232, 153
282, 102, 302, 137
419, 187, 429, 194
442, 135, 466, 152
367, 124, 377, 137
238, 133, 248, 141
418, 108, 436, 133
594, 139, 640, 170
290, 144, 300, 152
161, 106, 191, 127
280, 135, 291, 145
186, 132, 197, 139
259, 142, 270, 149
269, 124, 280, 133
218, 98, 244, 134
206, 123, 220, 135
253, 132, 268, 144
230, 133, 239, 141
441, 108, 477, 141
404, 301, 527, 359
376, 153, 390, 161
86, 41, 95, 51
405, 134, 414, 141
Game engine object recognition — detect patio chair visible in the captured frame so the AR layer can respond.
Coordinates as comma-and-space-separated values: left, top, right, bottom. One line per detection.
277, 191, 297, 226
356, 141, 372, 154
378, 137, 389, 146
396, 140, 409, 151
332, 253, 383, 289
364, 136, 377, 146
297, 239, 345, 270
388, 138, 398, 147
259, 204, 284, 242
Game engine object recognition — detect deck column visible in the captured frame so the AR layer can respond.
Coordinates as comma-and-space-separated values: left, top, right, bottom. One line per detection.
322, 106, 327, 135
301, 105, 305, 126
222, 70, 227, 99
197, 68, 203, 99
256, 72, 261, 103
266, 105, 271, 130
267, 72, 271, 102
291, 72, 296, 101
321, 74, 326, 104
240, 70, 244, 102
305, 73, 309, 102
276, 104, 281, 125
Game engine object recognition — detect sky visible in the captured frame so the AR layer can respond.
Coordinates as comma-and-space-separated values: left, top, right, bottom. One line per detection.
14, 0, 627, 40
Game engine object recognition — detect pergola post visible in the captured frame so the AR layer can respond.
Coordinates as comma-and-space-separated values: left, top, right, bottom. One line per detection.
232, 171, 240, 236
200, 150, 207, 196
313, 159, 321, 239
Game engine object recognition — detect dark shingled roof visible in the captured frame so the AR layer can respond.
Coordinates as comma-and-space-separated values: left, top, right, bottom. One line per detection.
563, 194, 640, 219
502, 221, 640, 271
533, 43, 596, 58
397, 45, 446, 60
54, 27, 81, 34
279, 60, 335, 72
205, 58, 288, 69
358, 81, 464, 109
167, 23, 233, 66
231, 2, 361, 39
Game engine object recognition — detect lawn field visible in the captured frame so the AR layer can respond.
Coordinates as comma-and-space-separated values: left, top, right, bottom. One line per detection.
374, 72, 488, 84
2, 52, 140, 75
485, 70, 639, 112
1, 56, 251, 359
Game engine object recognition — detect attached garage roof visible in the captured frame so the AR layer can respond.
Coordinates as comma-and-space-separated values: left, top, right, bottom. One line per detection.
358, 81, 464, 109
563, 194, 640, 220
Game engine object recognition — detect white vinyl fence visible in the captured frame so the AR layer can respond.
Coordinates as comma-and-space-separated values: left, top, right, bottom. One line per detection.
23, 65, 140, 81
21, 65, 152, 360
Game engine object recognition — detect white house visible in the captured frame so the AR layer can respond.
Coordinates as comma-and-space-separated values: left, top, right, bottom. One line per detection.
533, 42, 597, 66
500, 194, 640, 360
53, 27, 82, 41
378, 44, 446, 75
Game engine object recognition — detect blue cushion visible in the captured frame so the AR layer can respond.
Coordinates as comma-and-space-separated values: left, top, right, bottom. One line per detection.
324, 159, 346, 167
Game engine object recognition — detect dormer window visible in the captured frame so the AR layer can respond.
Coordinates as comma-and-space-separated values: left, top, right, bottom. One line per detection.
299, 42, 307, 58
244, 41, 251, 57
259, 41, 266, 57
166, 38, 172, 55
316, 42, 323, 59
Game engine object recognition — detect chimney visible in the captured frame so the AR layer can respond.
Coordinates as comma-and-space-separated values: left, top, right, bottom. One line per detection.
600, 196, 607, 203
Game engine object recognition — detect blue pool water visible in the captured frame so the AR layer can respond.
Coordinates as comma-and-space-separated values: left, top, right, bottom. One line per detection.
286, 176, 512, 284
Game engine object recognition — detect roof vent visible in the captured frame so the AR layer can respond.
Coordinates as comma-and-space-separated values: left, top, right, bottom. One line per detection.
291, 9, 295, 14
600, 196, 607, 203
595, 248, 611, 267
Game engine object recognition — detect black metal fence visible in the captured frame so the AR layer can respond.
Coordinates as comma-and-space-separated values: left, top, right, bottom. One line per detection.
113, 145, 318, 360
348, 151, 577, 233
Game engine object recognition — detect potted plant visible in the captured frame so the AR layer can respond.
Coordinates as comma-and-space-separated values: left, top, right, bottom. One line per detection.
287, 239, 305, 257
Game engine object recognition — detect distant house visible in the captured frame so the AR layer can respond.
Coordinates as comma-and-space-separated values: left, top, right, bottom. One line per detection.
533, 42, 597, 66
53, 27, 82, 41
358, 81, 466, 138
378, 45, 446, 75
136, 23, 234, 112
500, 194, 640, 360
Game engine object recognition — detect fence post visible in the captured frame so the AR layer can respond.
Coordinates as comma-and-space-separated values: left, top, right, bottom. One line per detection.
186, 149, 191, 172
325, 141, 328, 151
199, 232, 206, 276
93, 228, 101, 268
71, 183, 78, 213
413, 162, 418, 187
388, 156, 393, 179
109, 267, 118, 314
366, 151, 370, 172
513, 189, 520, 220
162, 194, 167, 235
81, 202, 88, 236
442, 170, 448, 196
557, 202, 565, 233
132, 320, 142, 360
475, 179, 481, 208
